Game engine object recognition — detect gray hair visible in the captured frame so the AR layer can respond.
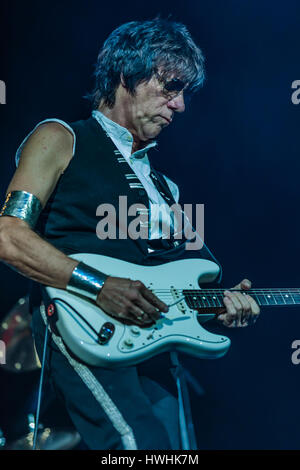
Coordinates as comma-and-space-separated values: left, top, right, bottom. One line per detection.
85, 17, 205, 109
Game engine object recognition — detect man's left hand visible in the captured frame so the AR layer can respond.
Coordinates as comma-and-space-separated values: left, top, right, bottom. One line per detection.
217, 279, 260, 327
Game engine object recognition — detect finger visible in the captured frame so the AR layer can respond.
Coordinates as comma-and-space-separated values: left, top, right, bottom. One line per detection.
231, 291, 252, 324
130, 281, 168, 314
222, 296, 238, 327
100, 294, 149, 325
126, 282, 160, 321
127, 303, 153, 325
141, 287, 169, 313
233, 292, 260, 325
114, 301, 153, 326
218, 313, 235, 327
241, 279, 251, 290
233, 279, 252, 290
224, 291, 245, 326
245, 294, 261, 324
135, 295, 161, 322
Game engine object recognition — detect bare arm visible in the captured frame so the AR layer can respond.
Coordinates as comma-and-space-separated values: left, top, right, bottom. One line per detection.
0, 216, 78, 288
0, 121, 77, 288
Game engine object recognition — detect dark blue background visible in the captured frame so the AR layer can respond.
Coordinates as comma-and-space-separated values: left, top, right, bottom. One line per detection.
0, 0, 300, 449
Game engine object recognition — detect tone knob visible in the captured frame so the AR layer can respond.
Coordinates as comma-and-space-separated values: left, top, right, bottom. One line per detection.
123, 338, 134, 348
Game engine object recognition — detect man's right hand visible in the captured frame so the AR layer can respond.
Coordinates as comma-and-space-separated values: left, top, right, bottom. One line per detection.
96, 277, 169, 326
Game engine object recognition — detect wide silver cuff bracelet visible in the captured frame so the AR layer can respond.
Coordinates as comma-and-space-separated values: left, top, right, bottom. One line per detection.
0, 190, 42, 229
66, 262, 108, 302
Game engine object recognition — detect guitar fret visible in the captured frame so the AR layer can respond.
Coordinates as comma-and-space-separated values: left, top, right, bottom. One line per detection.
253, 294, 268, 306
269, 292, 287, 305
272, 294, 285, 305
197, 293, 208, 308
210, 294, 218, 308
291, 293, 300, 303
200, 295, 210, 308
212, 294, 223, 307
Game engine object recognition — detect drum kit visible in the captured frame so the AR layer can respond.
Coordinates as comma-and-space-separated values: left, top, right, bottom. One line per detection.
0, 296, 81, 450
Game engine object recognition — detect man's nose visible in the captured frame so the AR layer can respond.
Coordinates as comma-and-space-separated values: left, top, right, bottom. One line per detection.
167, 92, 185, 113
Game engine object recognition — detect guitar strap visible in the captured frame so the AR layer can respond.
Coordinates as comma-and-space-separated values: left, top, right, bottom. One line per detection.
147, 165, 183, 251
38, 301, 138, 450
148, 165, 223, 285
149, 166, 177, 206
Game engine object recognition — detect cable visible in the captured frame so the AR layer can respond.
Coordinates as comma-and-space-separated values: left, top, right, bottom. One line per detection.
32, 320, 48, 450
51, 297, 99, 338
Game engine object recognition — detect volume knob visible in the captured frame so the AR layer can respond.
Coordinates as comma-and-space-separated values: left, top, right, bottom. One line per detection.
130, 326, 140, 336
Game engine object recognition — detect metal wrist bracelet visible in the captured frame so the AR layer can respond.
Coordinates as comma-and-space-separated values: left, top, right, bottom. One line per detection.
66, 262, 108, 302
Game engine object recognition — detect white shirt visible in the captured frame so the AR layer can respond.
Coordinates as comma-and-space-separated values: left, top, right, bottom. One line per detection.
91, 110, 180, 240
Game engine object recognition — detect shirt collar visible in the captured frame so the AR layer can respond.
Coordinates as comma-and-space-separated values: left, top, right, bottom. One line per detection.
92, 110, 157, 159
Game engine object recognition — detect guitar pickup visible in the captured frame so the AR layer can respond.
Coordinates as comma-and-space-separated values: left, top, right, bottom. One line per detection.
170, 287, 187, 314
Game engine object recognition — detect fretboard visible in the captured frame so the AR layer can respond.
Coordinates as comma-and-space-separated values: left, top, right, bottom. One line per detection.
183, 288, 300, 310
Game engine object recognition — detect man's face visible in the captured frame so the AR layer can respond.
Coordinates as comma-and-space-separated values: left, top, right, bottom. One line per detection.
125, 72, 186, 142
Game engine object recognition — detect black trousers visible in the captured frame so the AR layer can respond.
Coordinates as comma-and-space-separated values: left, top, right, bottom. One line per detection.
32, 305, 181, 450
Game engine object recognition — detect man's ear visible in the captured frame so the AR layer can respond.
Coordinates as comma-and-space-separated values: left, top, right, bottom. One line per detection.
120, 73, 126, 88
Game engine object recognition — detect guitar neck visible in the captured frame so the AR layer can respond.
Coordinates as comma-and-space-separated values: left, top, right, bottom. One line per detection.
182, 288, 300, 310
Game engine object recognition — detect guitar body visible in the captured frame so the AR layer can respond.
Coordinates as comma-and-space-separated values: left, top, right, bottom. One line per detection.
44, 254, 231, 368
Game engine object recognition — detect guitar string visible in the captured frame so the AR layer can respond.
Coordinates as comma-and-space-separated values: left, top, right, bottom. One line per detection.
152, 288, 300, 292
152, 289, 300, 298
149, 290, 300, 307
150, 290, 300, 299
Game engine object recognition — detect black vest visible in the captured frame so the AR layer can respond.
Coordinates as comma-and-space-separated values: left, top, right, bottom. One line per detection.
37, 117, 144, 263
30, 116, 222, 311
36, 116, 210, 264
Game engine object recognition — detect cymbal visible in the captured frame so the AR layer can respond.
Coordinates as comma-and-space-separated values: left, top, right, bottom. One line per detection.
0, 296, 41, 373
3, 427, 81, 450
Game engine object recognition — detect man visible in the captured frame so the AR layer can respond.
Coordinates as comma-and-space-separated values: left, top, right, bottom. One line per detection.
0, 18, 260, 449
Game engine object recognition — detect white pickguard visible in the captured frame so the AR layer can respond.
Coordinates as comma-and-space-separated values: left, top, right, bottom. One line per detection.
44, 254, 231, 367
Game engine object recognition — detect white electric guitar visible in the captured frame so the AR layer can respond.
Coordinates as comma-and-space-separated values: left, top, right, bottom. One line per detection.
44, 253, 300, 368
